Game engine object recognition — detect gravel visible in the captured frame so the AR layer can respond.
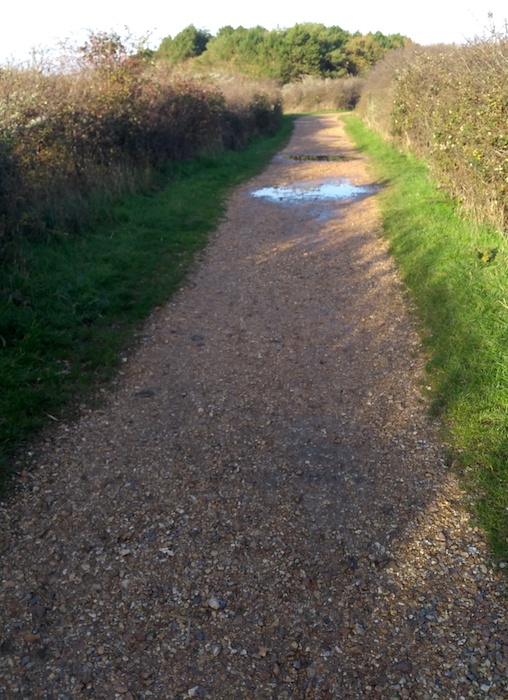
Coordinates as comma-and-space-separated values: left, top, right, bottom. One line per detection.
1, 114, 507, 699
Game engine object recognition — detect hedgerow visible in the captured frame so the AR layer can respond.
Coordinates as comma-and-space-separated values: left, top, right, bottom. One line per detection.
0, 32, 282, 259
357, 34, 508, 234
281, 75, 365, 112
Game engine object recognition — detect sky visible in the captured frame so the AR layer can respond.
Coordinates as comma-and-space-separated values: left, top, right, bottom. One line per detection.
1, 0, 506, 65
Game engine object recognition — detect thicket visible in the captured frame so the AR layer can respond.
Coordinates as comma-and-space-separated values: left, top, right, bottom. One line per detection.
0, 31, 282, 259
281, 76, 364, 112
157, 23, 409, 82
357, 34, 508, 234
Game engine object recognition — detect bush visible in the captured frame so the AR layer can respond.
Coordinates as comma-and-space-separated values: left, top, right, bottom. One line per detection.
282, 76, 365, 112
0, 35, 283, 259
209, 75, 282, 149
357, 36, 508, 234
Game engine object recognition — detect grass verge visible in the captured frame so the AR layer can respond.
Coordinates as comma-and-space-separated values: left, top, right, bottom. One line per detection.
0, 116, 295, 491
343, 113, 508, 562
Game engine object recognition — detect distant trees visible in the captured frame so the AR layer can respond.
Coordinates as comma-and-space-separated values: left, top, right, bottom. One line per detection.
156, 23, 410, 81
276, 25, 325, 82
343, 35, 387, 76
157, 25, 212, 63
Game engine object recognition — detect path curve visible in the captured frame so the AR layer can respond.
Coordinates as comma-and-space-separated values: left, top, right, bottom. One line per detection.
1, 115, 508, 699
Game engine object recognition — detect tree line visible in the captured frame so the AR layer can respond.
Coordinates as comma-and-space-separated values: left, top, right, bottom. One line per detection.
156, 23, 410, 82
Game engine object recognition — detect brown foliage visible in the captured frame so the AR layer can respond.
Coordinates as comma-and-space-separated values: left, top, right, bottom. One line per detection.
281, 76, 365, 113
208, 75, 282, 150
0, 39, 282, 255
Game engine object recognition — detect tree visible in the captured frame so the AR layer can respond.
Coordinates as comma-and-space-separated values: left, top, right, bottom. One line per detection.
344, 35, 385, 76
157, 25, 211, 63
277, 25, 324, 82
155, 23, 411, 81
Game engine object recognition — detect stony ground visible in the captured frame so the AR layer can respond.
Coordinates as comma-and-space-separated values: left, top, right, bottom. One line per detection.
1, 115, 508, 700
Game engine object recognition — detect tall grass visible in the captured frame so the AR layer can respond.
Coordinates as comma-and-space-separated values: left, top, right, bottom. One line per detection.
344, 113, 508, 562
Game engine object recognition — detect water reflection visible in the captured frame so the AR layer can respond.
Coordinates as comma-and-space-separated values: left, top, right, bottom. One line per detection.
252, 178, 380, 204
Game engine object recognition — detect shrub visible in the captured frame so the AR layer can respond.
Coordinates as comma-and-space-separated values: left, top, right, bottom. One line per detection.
281, 76, 365, 113
0, 35, 283, 259
357, 36, 508, 234
209, 75, 282, 149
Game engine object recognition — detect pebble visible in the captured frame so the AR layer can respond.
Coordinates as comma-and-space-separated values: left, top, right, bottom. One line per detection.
23, 633, 40, 644
393, 661, 413, 674
30, 604, 46, 619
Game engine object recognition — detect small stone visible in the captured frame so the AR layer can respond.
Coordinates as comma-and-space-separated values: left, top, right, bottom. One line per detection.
80, 670, 93, 685
208, 597, 221, 610
31, 605, 46, 619
393, 661, 412, 674
23, 632, 40, 644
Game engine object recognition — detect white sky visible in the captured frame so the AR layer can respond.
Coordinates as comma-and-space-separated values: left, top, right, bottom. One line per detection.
1, 0, 506, 65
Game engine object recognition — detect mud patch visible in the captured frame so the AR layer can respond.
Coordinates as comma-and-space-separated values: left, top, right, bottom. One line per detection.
252, 178, 381, 204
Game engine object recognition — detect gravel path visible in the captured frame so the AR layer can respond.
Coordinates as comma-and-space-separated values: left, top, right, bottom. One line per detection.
1, 115, 508, 699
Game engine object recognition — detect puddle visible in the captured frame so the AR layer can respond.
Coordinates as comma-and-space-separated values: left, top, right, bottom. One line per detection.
284, 154, 355, 162
252, 178, 380, 203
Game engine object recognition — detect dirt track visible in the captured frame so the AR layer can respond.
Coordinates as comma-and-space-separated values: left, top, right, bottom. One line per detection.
1, 115, 508, 699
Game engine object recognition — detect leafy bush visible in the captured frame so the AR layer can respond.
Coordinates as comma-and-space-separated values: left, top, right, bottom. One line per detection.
0, 33, 283, 259
357, 35, 508, 234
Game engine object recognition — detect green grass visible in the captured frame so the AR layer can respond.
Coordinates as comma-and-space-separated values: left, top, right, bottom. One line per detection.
0, 116, 295, 489
343, 113, 508, 562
